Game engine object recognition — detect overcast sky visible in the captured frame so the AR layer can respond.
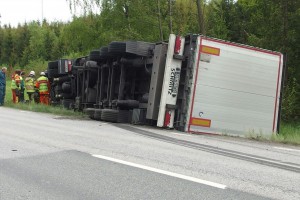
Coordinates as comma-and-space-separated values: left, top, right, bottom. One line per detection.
0, 0, 74, 26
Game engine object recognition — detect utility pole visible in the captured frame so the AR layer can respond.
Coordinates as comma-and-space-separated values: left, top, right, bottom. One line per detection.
196, 0, 205, 35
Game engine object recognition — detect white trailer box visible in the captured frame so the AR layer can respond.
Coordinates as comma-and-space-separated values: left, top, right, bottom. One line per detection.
185, 36, 283, 136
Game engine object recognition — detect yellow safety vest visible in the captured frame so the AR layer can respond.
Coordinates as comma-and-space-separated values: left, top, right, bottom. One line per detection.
11, 79, 17, 89
11, 74, 20, 89
37, 76, 49, 93
25, 77, 35, 92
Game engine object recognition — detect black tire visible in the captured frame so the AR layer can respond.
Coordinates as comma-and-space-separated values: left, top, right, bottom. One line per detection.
100, 46, 110, 58
117, 110, 130, 123
108, 42, 126, 55
89, 50, 101, 61
101, 109, 119, 122
125, 41, 155, 57
93, 109, 102, 121
83, 108, 96, 119
62, 82, 71, 93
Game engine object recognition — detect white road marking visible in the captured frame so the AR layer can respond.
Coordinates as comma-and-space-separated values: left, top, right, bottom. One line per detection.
274, 147, 300, 152
92, 154, 226, 189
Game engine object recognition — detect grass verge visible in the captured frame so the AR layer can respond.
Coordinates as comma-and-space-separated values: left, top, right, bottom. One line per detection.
4, 80, 84, 118
271, 123, 300, 145
244, 123, 300, 145
5, 101, 85, 118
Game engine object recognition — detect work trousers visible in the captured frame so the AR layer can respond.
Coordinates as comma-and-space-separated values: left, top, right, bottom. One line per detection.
19, 89, 25, 103
11, 89, 18, 103
27, 92, 34, 103
39, 94, 49, 105
0, 86, 5, 105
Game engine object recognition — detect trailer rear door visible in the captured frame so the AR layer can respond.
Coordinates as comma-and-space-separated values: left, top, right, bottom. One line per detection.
185, 36, 283, 136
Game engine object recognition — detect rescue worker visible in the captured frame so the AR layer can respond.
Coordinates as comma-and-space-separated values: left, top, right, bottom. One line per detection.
19, 71, 26, 103
0, 67, 7, 106
25, 71, 36, 103
11, 70, 21, 103
36, 71, 50, 105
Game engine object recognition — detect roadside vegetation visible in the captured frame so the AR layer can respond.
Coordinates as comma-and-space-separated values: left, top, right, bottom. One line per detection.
4, 81, 84, 118
273, 123, 300, 145
0, 0, 299, 144
245, 123, 300, 145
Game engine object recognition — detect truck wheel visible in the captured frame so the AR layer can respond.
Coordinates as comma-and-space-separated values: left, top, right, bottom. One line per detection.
101, 109, 119, 122
126, 41, 155, 57
83, 108, 96, 119
62, 82, 71, 93
94, 109, 102, 121
89, 50, 101, 61
108, 42, 126, 55
117, 110, 130, 123
100, 46, 110, 58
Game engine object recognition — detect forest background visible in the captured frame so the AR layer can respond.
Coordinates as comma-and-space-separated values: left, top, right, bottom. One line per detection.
0, 0, 299, 122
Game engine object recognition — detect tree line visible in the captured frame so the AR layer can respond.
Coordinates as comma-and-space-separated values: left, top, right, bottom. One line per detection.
0, 0, 299, 121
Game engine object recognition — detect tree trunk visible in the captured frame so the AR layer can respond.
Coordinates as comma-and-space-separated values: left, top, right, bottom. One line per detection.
196, 0, 205, 35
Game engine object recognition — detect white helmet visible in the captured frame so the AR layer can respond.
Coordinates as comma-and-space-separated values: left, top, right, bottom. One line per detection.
29, 71, 35, 76
40, 72, 45, 76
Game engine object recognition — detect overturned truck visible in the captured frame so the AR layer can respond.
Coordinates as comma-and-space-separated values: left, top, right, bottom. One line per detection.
47, 34, 283, 137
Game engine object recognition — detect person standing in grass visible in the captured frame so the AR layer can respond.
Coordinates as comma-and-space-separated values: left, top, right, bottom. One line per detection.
11, 70, 21, 103
36, 72, 50, 105
25, 71, 36, 103
0, 67, 7, 106
18, 71, 26, 103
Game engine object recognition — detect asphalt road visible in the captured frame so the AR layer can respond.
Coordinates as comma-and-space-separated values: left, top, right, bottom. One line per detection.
0, 107, 300, 200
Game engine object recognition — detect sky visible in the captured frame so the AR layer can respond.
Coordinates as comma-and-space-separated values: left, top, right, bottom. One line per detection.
0, 0, 74, 27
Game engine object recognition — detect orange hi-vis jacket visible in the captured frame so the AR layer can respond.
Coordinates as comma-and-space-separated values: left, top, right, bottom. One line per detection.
14, 74, 21, 89
35, 76, 50, 94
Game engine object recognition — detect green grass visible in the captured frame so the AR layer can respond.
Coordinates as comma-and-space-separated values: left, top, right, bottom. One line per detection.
5, 101, 85, 118
272, 123, 300, 145
245, 123, 300, 145
4, 80, 84, 118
